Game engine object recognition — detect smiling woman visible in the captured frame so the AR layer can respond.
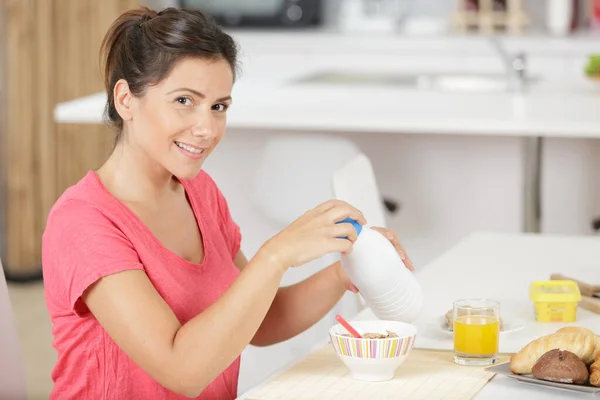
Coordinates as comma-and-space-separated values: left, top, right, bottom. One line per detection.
41, 5, 412, 400
100, 7, 237, 180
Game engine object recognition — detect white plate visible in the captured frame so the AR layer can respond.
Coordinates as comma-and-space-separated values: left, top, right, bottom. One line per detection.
439, 315, 525, 335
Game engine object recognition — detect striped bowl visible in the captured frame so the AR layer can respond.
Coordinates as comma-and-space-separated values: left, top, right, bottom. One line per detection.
329, 320, 417, 381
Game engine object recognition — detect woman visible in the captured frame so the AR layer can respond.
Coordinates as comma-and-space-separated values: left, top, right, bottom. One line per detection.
42, 6, 414, 400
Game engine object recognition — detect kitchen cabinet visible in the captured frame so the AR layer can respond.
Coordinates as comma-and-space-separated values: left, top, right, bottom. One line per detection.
1, 0, 139, 280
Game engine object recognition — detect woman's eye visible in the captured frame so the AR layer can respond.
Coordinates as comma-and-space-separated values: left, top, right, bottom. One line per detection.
212, 103, 229, 112
176, 97, 193, 106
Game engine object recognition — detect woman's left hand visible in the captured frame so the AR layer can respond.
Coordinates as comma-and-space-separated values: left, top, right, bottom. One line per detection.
334, 226, 414, 293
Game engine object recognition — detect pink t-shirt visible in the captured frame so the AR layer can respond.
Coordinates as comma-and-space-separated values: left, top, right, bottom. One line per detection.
42, 170, 242, 400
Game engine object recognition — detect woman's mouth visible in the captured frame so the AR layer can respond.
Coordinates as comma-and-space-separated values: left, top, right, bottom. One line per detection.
175, 141, 205, 159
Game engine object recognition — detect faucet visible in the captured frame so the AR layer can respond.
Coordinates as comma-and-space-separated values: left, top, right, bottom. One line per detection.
488, 36, 527, 93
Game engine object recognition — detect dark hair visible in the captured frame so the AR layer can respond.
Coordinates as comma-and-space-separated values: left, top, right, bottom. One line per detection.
100, 6, 239, 137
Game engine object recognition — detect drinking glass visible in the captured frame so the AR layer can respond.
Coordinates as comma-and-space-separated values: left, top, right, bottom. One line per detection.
453, 298, 500, 366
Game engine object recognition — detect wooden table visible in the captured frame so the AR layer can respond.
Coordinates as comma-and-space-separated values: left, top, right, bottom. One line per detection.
240, 232, 600, 399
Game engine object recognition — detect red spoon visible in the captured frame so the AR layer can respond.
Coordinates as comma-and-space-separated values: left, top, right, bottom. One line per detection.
335, 314, 362, 339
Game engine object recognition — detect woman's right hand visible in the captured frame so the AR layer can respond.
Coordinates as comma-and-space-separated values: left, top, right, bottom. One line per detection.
259, 200, 367, 270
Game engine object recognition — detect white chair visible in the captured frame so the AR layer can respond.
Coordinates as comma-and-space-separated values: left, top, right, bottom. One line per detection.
254, 134, 388, 230
0, 258, 27, 400
253, 134, 362, 227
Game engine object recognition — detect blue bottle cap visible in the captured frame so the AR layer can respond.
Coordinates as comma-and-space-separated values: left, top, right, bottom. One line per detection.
335, 217, 362, 239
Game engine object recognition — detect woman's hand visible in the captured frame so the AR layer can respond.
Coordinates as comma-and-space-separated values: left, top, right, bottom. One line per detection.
370, 227, 414, 271
259, 200, 367, 271
335, 226, 414, 293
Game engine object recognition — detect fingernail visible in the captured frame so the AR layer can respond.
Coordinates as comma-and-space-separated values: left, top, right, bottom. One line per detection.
387, 233, 394, 240
399, 251, 406, 260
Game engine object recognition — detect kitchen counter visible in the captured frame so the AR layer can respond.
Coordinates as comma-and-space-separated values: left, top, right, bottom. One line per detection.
54, 32, 600, 138
239, 231, 600, 399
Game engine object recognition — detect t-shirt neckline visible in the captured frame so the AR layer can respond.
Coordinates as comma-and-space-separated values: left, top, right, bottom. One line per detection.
86, 170, 210, 270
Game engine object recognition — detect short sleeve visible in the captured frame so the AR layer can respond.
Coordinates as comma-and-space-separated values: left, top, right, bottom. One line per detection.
42, 200, 144, 316
201, 173, 242, 259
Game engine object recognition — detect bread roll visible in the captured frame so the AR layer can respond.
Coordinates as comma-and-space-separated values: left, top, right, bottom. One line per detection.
445, 309, 453, 329
531, 349, 589, 384
590, 351, 600, 387
510, 332, 596, 374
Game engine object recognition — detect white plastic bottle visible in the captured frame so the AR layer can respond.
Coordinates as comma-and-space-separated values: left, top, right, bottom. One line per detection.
338, 218, 424, 323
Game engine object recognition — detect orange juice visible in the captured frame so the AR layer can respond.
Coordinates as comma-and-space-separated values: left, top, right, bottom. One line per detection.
453, 315, 499, 355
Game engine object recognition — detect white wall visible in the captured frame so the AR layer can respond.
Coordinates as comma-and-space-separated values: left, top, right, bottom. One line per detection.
543, 137, 600, 234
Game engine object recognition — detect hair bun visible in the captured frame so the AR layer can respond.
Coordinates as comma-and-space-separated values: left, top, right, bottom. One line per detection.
139, 10, 158, 24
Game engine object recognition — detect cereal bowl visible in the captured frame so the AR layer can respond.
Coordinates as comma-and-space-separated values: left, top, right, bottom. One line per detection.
329, 320, 417, 382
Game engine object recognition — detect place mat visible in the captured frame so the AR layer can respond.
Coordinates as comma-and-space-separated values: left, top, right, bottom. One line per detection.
244, 346, 509, 400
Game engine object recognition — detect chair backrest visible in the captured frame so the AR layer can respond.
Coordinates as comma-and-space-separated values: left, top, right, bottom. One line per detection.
253, 134, 360, 226
0, 258, 27, 400
333, 152, 387, 229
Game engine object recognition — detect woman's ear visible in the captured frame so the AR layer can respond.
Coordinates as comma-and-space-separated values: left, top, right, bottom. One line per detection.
113, 79, 133, 122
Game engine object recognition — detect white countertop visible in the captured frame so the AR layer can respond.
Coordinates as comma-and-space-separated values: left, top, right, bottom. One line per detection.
240, 231, 600, 399
54, 32, 600, 139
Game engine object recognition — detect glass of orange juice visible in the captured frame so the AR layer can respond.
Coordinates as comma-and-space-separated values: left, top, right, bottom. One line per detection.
453, 298, 500, 366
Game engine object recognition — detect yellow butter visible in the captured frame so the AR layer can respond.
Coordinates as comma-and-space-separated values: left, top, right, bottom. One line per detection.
529, 280, 581, 322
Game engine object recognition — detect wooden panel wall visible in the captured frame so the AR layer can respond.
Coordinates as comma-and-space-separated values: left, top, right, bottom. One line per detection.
2, 0, 139, 279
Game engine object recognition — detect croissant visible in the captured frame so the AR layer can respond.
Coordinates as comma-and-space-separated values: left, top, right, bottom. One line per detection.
556, 326, 596, 336
590, 351, 600, 387
556, 326, 600, 356
510, 332, 597, 374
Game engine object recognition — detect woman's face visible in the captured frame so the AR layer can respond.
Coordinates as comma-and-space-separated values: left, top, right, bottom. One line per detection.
124, 57, 234, 181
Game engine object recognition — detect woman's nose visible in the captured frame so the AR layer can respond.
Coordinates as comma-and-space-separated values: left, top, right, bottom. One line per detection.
190, 117, 216, 138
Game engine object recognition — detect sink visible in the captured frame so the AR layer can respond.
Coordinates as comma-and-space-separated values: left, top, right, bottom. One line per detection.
420, 75, 511, 92
293, 71, 540, 93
